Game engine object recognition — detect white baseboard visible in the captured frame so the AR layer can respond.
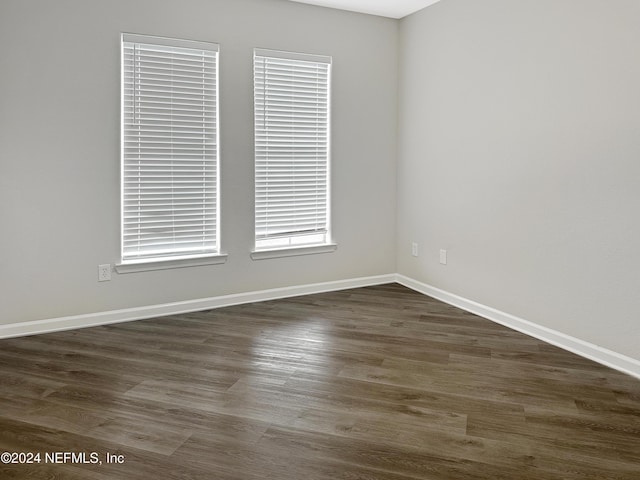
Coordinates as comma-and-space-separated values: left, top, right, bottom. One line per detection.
2, 272, 638, 380
0, 274, 396, 340
396, 274, 640, 380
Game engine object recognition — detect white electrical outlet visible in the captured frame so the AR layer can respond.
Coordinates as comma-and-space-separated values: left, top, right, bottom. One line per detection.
439, 249, 447, 265
411, 242, 419, 257
98, 264, 111, 282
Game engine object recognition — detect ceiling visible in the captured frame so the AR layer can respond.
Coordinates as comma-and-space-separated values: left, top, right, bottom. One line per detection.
287, 0, 442, 19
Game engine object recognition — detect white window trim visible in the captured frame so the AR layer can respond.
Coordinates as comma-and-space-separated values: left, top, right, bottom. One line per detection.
253, 48, 333, 258
251, 243, 337, 261
115, 253, 227, 274
120, 33, 222, 268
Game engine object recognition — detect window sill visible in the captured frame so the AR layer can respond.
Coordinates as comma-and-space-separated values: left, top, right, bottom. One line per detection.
115, 253, 228, 273
251, 243, 337, 261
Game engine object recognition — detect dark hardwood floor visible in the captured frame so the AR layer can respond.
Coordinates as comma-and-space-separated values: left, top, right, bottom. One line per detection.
0, 283, 638, 479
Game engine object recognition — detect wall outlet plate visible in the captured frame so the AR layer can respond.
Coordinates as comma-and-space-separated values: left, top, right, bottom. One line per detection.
98, 264, 111, 282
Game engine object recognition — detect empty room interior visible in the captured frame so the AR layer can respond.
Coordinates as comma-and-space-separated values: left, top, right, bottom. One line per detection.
1, 0, 639, 478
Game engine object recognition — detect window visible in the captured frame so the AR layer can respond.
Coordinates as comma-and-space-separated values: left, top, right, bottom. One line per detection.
120, 34, 220, 267
253, 49, 333, 254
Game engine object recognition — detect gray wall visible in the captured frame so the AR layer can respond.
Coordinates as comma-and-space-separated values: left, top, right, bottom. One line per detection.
0, 0, 398, 324
398, 0, 640, 360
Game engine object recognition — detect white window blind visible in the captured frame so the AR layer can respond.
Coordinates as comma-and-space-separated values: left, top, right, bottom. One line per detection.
121, 34, 219, 263
254, 49, 331, 251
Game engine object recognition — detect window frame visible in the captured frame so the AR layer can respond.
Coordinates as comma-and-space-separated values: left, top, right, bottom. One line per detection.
252, 48, 335, 259
117, 33, 226, 272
